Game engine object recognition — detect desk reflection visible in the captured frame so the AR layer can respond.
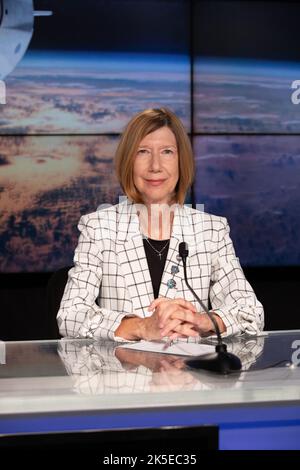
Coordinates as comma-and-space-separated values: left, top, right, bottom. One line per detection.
58, 337, 264, 395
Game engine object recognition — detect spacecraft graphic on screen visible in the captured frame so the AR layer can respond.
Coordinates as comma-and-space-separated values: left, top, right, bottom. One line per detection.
0, 0, 52, 80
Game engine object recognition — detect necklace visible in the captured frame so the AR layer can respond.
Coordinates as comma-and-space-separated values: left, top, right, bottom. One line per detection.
144, 237, 170, 260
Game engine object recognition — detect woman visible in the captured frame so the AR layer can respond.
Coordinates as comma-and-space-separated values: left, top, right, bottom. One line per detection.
57, 108, 264, 342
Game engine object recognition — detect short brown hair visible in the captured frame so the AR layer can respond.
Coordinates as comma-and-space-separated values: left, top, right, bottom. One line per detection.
114, 108, 194, 205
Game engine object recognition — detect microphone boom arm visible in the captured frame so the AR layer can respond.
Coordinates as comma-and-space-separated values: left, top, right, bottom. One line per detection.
178, 241, 242, 374
181, 259, 223, 347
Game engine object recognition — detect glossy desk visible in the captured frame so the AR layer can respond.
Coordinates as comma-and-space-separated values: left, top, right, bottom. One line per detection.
0, 330, 300, 450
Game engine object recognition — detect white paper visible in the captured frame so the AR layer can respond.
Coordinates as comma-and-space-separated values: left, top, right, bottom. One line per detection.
118, 339, 215, 357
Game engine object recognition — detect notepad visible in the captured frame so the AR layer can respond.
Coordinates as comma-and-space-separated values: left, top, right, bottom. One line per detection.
118, 340, 215, 357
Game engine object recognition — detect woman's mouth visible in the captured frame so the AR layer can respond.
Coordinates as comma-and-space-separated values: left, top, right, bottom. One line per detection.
145, 179, 166, 186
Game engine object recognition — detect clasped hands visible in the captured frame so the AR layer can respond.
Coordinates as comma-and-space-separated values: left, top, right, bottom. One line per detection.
142, 297, 216, 341
115, 296, 225, 341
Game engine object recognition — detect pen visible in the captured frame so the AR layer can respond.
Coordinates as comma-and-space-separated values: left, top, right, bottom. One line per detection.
163, 339, 173, 350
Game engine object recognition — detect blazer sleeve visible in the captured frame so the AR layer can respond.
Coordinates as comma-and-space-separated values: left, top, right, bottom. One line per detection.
57, 215, 133, 341
209, 218, 264, 337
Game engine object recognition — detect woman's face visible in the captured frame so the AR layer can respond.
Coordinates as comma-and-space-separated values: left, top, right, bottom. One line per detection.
133, 126, 179, 206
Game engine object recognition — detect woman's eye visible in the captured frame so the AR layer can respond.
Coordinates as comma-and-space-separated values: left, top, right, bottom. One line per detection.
162, 149, 173, 155
137, 149, 148, 155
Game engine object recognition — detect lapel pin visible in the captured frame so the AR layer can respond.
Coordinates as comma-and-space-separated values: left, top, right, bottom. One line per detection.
171, 265, 179, 275
167, 279, 176, 289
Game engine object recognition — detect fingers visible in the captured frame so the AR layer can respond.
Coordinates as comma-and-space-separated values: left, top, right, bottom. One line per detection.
148, 297, 167, 311
160, 308, 195, 335
160, 308, 197, 329
172, 322, 199, 338
160, 318, 183, 338
168, 331, 192, 341
148, 297, 197, 314
171, 298, 197, 313
145, 297, 201, 341
161, 316, 200, 340
149, 299, 197, 330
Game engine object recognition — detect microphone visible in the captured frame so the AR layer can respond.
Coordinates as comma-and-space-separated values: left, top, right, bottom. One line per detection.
178, 242, 241, 374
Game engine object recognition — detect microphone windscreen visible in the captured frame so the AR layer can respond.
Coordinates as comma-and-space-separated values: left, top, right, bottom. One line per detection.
179, 242, 189, 258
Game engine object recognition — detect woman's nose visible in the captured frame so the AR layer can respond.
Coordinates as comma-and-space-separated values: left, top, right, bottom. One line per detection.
149, 152, 161, 171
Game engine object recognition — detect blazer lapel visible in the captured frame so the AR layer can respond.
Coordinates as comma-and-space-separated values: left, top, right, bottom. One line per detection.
116, 200, 154, 316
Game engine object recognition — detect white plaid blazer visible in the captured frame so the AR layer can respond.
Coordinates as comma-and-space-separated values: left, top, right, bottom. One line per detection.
57, 198, 264, 341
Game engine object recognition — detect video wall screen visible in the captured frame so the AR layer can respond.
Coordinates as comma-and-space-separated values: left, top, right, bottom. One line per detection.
0, 135, 121, 272
194, 135, 300, 267
194, 0, 300, 133
0, 0, 190, 134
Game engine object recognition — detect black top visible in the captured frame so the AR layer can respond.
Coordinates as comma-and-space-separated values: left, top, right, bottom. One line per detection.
143, 237, 170, 299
